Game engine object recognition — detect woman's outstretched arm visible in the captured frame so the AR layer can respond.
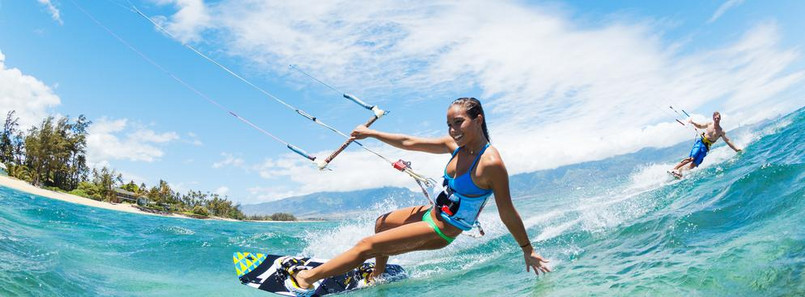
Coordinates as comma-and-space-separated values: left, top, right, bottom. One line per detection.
488, 152, 551, 275
351, 125, 456, 154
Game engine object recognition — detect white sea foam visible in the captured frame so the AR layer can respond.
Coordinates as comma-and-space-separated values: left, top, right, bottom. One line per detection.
626, 163, 680, 192
535, 218, 581, 242
301, 208, 381, 259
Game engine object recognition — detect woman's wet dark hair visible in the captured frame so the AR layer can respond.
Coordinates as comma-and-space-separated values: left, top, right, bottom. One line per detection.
451, 97, 490, 142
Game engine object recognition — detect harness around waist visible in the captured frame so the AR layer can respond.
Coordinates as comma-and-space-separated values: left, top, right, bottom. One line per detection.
434, 184, 490, 231
700, 134, 713, 150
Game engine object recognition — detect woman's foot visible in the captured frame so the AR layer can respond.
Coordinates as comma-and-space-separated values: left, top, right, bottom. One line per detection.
293, 269, 314, 289
278, 257, 316, 296
359, 262, 378, 286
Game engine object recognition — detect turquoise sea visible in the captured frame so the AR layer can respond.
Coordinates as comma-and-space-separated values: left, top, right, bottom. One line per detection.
2, 107, 804, 296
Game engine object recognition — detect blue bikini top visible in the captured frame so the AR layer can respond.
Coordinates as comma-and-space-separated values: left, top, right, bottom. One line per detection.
443, 143, 492, 197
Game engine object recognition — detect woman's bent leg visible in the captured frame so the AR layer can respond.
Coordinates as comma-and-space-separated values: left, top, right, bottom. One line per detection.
294, 219, 448, 288
372, 205, 429, 277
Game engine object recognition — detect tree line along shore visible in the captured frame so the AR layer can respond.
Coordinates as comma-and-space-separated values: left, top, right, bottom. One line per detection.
0, 110, 295, 221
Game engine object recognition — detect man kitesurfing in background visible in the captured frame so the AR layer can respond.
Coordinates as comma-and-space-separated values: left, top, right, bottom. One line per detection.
669, 111, 742, 178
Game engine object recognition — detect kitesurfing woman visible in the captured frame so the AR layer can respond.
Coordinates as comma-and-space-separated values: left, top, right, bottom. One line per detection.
282, 97, 550, 295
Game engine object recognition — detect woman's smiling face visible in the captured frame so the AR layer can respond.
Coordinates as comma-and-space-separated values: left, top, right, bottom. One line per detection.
447, 104, 480, 146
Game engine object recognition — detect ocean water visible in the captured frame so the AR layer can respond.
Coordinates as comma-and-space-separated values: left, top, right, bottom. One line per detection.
1, 108, 804, 296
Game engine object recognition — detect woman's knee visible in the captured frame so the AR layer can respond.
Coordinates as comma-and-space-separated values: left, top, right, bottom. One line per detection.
374, 206, 423, 233
355, 237, 379, 258
375, 213, 391, 233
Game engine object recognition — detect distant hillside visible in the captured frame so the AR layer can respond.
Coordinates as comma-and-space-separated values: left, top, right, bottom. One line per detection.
508, 143, 681, 201
239, 187, 420, 219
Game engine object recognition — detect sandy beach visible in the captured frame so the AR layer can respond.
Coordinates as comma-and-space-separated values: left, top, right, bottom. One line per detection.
0, 175, 197, 219
0, 175, 316, 223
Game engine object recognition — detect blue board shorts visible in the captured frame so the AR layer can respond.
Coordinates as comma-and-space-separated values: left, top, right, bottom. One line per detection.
689, 138, 709, 166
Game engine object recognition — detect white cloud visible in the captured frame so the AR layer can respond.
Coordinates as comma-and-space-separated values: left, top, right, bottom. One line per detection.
151, 0, 211, 43
246, 185, 308, 204
37, 0, 63, 25
185, 132, 203, 146
212, 152, 245, 169
130, 128, 178, 143
86, 117, 179, 165
0, 50, 61, 129
154, 1, 803, 200
118, 170, 148, 186
169, 181, 199, 195
487, 21, 802, 174
214, 186, 229, 196
708, 0, 744, 24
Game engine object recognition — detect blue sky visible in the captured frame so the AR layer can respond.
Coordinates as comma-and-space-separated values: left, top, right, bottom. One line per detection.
1, 0, 803, 204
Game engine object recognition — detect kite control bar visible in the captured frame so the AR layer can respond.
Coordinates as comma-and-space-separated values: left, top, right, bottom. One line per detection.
316, 104, 387, 169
